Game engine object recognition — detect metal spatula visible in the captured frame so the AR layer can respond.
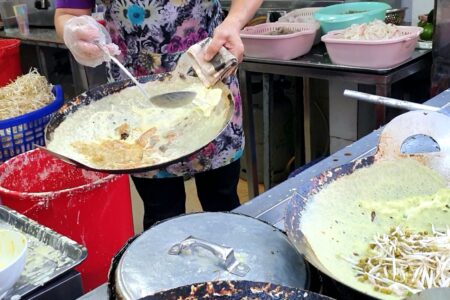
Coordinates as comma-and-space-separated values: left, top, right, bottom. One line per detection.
95, 42, 197, 105
149, 91, 197, 108
149, 52, 198, 106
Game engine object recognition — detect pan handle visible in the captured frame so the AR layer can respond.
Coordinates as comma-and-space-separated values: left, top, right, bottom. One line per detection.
343, 90, 440, 112
168, 235, 250, 277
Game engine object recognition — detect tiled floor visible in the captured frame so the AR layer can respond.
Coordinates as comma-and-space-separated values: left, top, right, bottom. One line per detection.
130, 178, 264, 233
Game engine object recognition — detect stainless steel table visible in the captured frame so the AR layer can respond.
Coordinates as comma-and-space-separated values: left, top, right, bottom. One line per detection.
240, 45, 432, 197
0, 28, 89, 94
77, 89, 450, 300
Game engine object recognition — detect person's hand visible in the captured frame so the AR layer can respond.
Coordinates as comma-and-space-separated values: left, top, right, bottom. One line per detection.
63, 15, 120, 67
204, 19, 244, 63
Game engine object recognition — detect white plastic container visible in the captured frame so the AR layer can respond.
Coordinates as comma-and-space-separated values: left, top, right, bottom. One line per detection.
0, 229, 27, 297
321, 26, 422, 68
240, 22, 317, 60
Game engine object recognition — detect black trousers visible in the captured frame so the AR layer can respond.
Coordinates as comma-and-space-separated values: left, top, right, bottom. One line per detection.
132, 159, 241, 230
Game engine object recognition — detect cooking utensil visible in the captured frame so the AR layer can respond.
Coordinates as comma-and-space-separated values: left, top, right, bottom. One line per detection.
149, 91, 197, 108
108, 212, 309, 299
94, 41, 151, 100
344, 90, 450, 154
343, 90, 441, 112
284, 110, 450, 300
43, 73, 233, 173
142, 280, 335, 300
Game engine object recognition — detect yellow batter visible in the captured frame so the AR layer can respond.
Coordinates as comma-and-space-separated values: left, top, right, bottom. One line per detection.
47, 75, 231, 170
300, 158, 448, 300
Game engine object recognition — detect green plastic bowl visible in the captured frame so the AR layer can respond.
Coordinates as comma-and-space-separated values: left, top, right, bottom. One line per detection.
314, 2, 391, 33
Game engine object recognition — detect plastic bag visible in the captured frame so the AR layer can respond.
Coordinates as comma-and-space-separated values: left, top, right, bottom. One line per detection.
63, 15, 120, 67
185, 38, 238, 88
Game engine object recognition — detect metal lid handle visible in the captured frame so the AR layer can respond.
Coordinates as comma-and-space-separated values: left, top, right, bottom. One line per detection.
168, 235, 250, 277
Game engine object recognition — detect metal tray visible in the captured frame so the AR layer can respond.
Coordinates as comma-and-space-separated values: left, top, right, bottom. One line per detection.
0, 205, 87, 299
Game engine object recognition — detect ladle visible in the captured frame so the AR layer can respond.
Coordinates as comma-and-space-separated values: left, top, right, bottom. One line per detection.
149, 91, 197, 108
94, 41, 150, 99
343, 90, 441, 112
94, 41, 197, 105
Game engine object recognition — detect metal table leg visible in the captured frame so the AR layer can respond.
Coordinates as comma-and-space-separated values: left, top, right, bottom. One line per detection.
303, 77, 312, 163
262, 73, 274, 189
375, 84, 391, 127
240, 70, 259, 198
294, 77, 304, 168
36, 46, 49, 78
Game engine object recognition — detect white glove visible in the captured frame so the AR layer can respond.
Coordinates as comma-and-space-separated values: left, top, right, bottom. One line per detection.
63, 15, 120, 67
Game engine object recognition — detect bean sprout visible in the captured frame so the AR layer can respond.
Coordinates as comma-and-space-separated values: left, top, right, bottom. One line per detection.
350, 226, 450, 297
0, 69, 54, 120
342, 20, 401, 40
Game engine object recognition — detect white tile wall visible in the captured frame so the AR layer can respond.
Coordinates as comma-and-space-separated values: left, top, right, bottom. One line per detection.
329, 80, 359, 153
402, 0, 434, 23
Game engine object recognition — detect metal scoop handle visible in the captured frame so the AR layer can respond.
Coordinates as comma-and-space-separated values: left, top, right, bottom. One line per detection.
93, 41, 150, 99
343, 90, 440, 112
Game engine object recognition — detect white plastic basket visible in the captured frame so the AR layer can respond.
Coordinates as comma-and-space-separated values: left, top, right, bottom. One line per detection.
240, 22, 317, 60
277, 7, 322, 45
278, 7, 320, 23
321, 26, 423, 68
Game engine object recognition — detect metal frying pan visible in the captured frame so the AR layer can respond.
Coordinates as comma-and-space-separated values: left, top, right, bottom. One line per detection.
285, 110, 450, 300
140, 280, 335, 300
43, 72, 233, 173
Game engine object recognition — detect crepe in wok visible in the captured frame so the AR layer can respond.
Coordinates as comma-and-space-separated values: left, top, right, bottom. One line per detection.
298, 158, 449, 299
286, 111, 450, 299
46, 75, 232, 171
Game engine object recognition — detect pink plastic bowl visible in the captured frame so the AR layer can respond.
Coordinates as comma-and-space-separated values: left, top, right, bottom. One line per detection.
240, 22, 317, 60
321, 26, 423, 68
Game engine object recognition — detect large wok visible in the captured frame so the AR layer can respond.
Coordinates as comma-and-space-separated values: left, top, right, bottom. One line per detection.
107, 212, 312, 300
42, 73, 233, 173
285, 110, 450, 300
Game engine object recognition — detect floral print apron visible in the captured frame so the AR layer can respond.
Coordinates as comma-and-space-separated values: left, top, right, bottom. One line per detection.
101, 0, 244, 178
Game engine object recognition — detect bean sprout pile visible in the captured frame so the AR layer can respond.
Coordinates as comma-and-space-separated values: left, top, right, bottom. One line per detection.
0, 69, 54, 120
350, 226, 450, 297
342, 20, 401, 40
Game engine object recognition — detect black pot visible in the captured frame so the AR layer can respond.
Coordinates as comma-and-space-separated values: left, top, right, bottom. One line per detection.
141, 280, 335, 300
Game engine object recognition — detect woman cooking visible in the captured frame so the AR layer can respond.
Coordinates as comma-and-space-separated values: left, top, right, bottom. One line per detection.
54, 0, 263, 230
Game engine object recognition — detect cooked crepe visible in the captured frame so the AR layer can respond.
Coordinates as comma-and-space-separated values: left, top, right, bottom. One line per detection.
300, 158, 449, 300
46, 76, 231, 170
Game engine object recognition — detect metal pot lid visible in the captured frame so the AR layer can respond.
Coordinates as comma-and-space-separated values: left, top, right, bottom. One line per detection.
115, 212, 308, 299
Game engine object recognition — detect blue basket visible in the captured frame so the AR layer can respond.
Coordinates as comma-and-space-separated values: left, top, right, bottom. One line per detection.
0, 85, 64, 163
